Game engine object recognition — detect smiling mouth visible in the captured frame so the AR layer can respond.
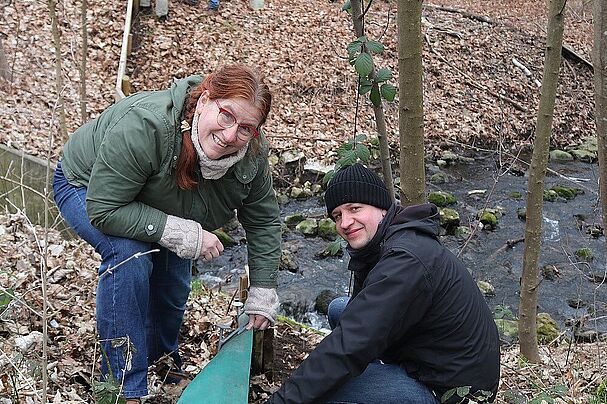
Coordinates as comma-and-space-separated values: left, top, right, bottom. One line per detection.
213, 134, 228, 148
345, 228, 361, 237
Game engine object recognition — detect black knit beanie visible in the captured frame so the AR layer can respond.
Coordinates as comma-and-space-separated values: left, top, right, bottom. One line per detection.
324, 163, 392, 215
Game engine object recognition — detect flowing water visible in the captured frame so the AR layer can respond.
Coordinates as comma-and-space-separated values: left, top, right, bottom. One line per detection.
198, 153, 606, 336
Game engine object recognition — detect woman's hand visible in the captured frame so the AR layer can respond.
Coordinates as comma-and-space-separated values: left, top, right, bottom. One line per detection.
246, 314, 271, 330
200, 229, 224, 261
244, 287, 279, 329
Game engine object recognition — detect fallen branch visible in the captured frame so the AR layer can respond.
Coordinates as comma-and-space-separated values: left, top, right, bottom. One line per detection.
561, 44, 593, 71
423, 3, 494, 25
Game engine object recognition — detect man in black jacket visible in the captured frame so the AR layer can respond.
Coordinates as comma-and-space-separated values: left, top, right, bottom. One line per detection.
268, 164, 500, 404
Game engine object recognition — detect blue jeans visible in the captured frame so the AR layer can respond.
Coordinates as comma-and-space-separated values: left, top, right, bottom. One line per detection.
324, 297, 439, 404
53, 162, 192, 398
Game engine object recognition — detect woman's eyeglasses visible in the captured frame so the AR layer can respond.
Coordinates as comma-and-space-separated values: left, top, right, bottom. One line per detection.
215, 100, 260, 141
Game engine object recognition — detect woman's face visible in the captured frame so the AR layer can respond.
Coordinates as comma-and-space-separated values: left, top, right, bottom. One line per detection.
195, 91, 263, 160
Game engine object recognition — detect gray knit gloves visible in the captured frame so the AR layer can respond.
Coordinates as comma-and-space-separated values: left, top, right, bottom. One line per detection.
245, 287, 280, 324
158, 215, 203, 260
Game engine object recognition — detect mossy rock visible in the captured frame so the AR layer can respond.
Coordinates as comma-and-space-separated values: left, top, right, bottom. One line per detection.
550, 185, 580, 200
575, 247, 593, 262
290, 186, 314, 199
494, 318, 518, 342
575, 136, 598, 152
477, 280, 495, 297
318, 218, 338, 240
543, 189, 558, 202
458, 156, 475, 164
537, 312, 559, 344
284, 213, 306, 227
429, 172, 449, 184
268, 154, 279, 166
516, 207, 526, 221
570, 149, 597, 163
542, 264, 559, 281
311, 183, 323, 194
477, 210, 498, 230
279, 250, 299, 273
586, 224, 603, 238
549, 150, 574, 162
276, 193, 290, 205
296, 218, 318, 237
439, 208, 460, 229
440, 150, 458, 163
314, 289, 339, 315
212, 229, 236, 247
428, 191, 456, 207
454, 226, 471, 238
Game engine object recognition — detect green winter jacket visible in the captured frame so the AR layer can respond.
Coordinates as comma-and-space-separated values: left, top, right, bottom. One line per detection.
60, 76, 280, 288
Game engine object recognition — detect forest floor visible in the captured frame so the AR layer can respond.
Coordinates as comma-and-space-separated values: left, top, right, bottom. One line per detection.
0, 0, 606, 403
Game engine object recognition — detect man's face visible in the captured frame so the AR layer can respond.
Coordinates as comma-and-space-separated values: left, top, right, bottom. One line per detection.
331, 203, 386, 250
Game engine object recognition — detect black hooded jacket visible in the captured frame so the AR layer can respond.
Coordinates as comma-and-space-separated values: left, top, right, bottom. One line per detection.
268, 203, 500, 404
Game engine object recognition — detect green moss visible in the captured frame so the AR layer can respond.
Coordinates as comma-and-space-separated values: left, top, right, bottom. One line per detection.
575, 247, 594, 262
550, 185, 578, 200
543, 189, 558, 202
428, 191, 456, 207
439, 208, 460, 228
276, 315, 325, 335
509, 191, 522, 199
284, 213, 306, 227
536, 313, 560, 344
478, 210, 498, 230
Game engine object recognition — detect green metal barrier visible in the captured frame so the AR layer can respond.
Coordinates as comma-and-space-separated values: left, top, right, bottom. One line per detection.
178, 319, 253, 404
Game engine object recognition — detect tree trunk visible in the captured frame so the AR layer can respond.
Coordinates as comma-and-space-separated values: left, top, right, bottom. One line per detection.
48, 0, 68, 142
519, 0, 566, 363
79, 0, 88, 124
350, 0, 396, 201
594, 0, 607, 258
397, 0, 426, 206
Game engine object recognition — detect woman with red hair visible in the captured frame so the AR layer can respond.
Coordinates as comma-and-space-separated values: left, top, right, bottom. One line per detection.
53, 64, 281, 402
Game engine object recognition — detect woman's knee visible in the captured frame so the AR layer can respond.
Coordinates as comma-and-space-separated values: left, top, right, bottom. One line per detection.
97, 237, 153, 276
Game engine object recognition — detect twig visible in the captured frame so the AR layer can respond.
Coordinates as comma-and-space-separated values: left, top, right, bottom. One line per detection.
100, 248, 160, 278
0, 286, 43, 318
0, 176, 48, 199
512, 57, 541, 87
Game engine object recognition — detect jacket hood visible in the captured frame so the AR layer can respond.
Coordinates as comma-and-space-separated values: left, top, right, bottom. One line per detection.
170, 75, 203, 123
386, 203, 440, 240
347, 202, 439, 273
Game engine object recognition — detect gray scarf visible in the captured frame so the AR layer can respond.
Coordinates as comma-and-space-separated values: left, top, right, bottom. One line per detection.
190, 111, 249, 180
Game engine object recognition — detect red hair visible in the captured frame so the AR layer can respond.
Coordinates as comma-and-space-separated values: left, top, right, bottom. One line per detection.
176, 64, 272, 190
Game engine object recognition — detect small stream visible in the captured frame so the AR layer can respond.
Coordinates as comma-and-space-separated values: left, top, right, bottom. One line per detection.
197, 153, 606, 337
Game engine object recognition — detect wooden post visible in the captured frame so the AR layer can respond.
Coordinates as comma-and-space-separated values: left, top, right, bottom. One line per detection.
121, 75, 132, 96
127, 33, 133, 56
251, 328, 274, 380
